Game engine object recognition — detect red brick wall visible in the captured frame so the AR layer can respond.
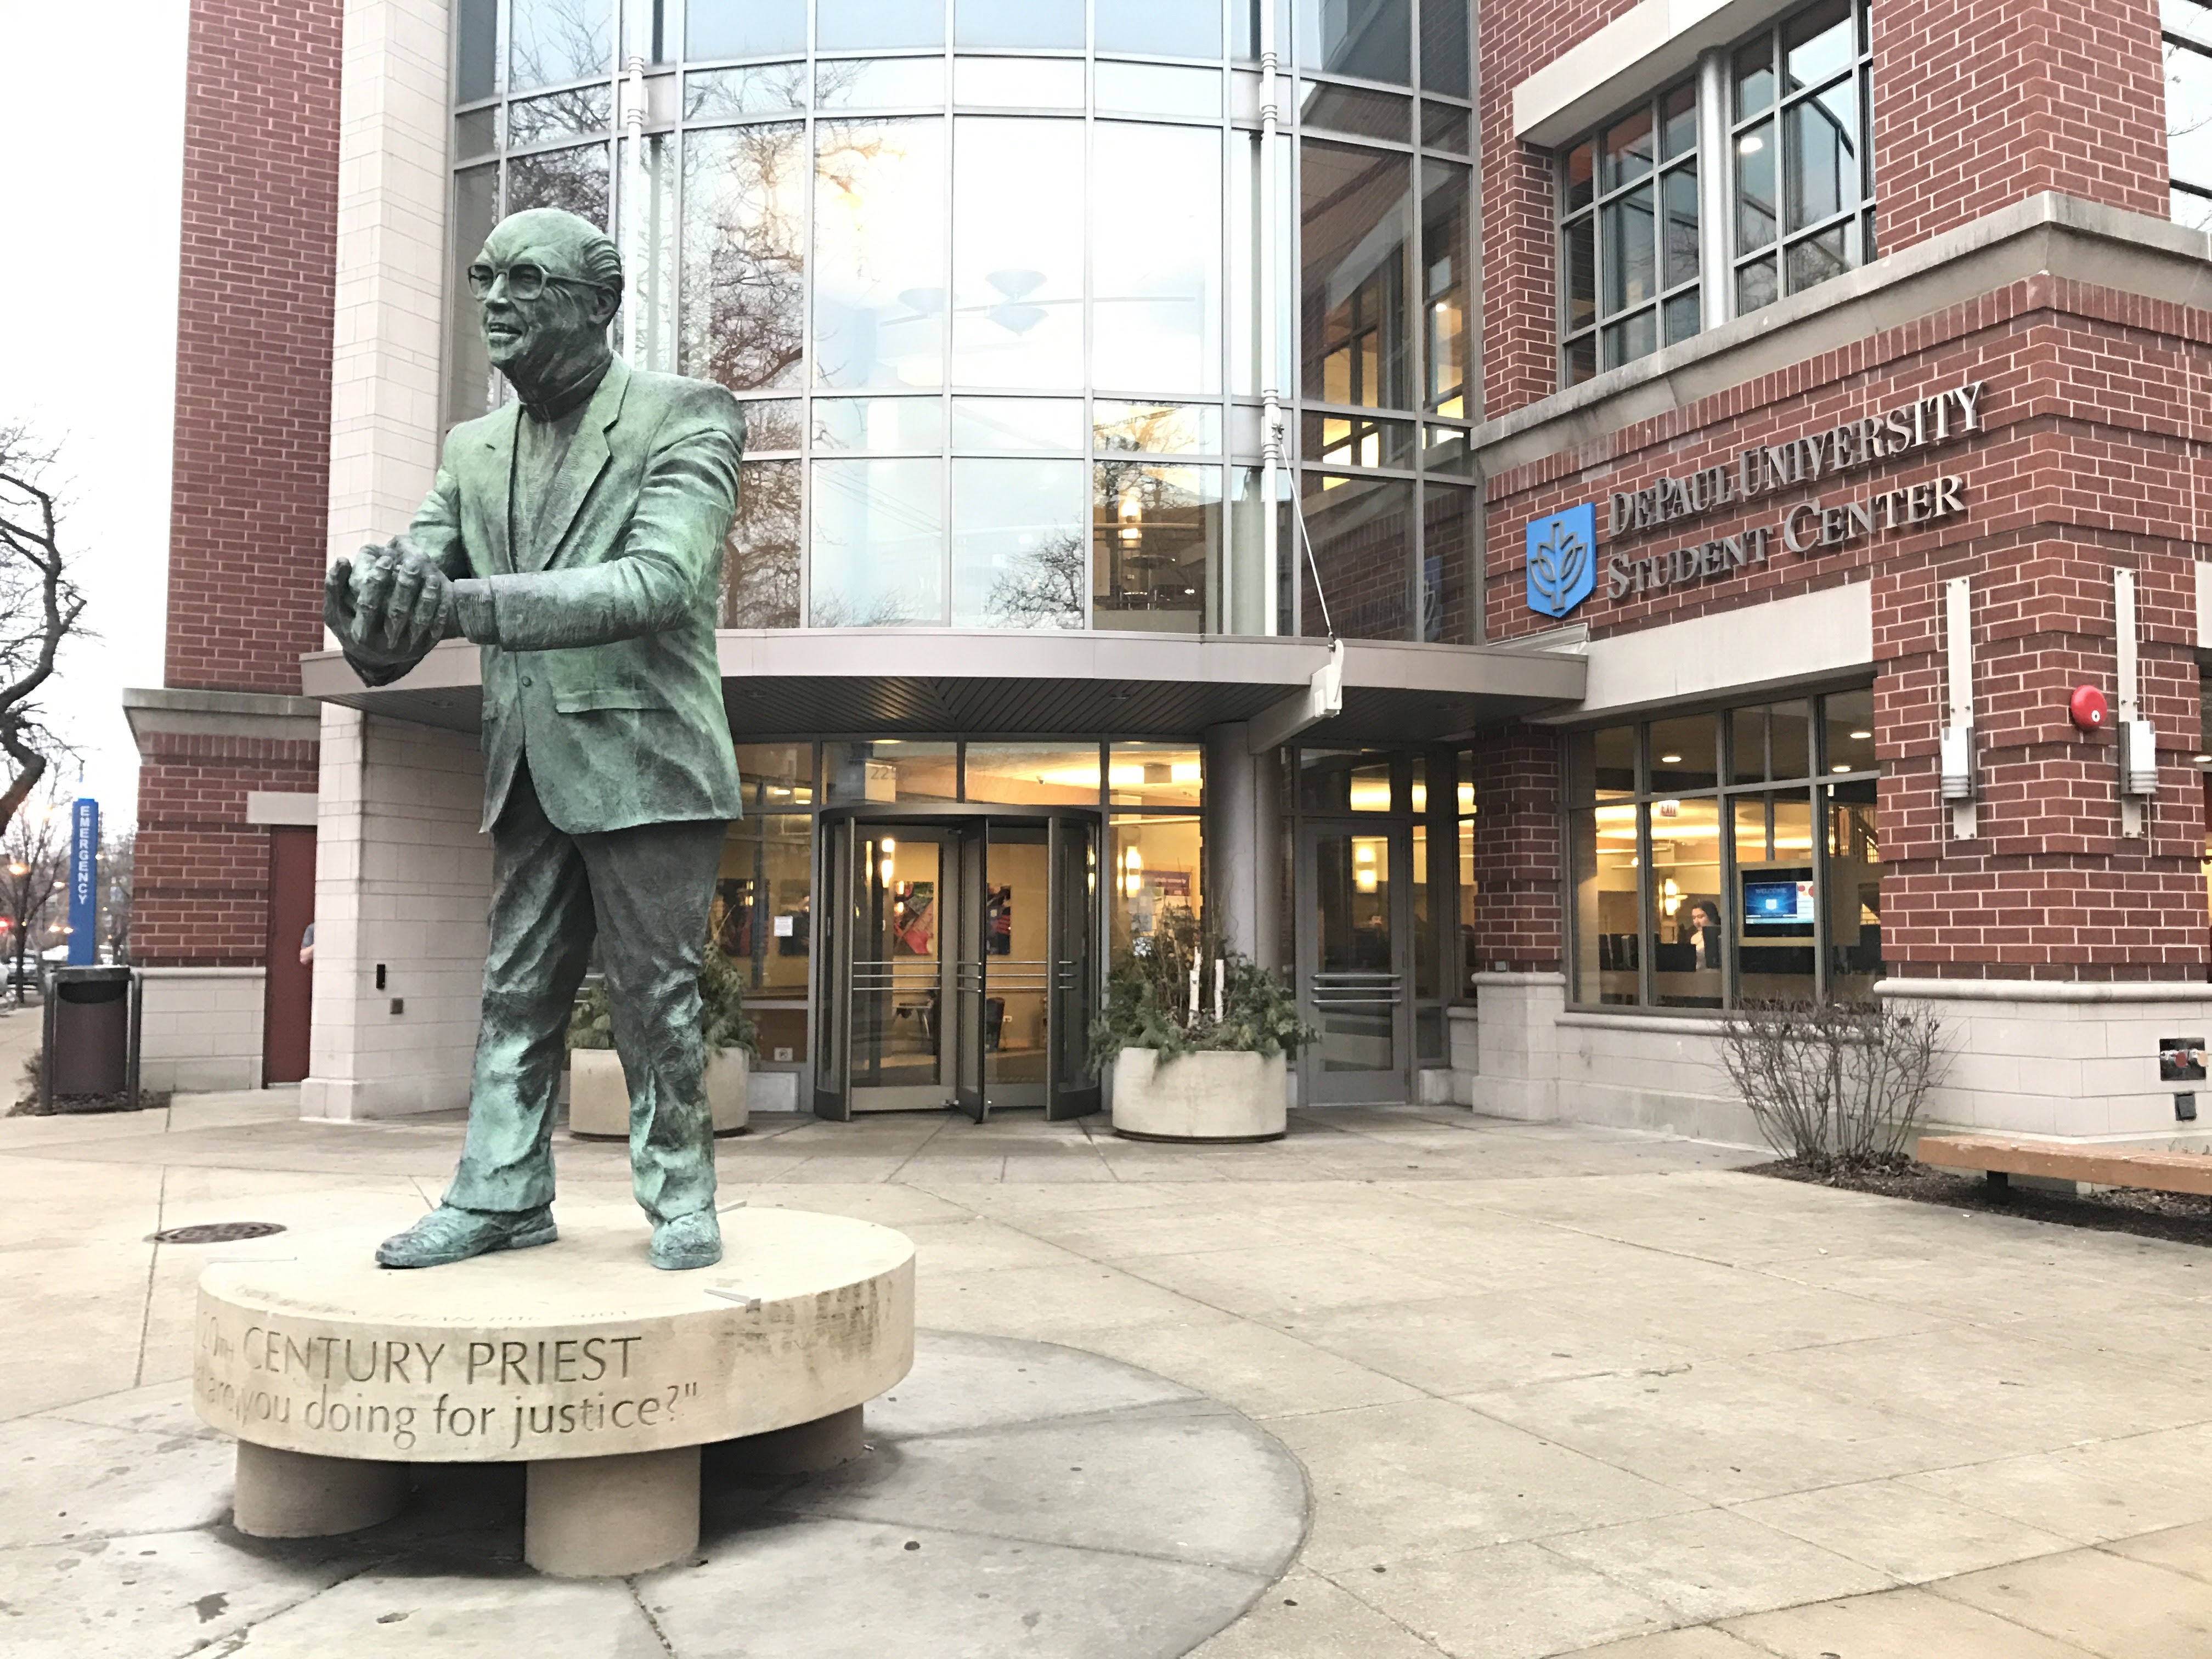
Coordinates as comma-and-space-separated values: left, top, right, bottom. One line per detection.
1470, 725, 1567, 970
137, 0, 343, 970
1479, 0, 1635, 417
1479, 0, 2170, 420
1874, 0, 2168, 256
1481, 274, 2212, 978
134, 735, 320, 967
164, 0, 343, 693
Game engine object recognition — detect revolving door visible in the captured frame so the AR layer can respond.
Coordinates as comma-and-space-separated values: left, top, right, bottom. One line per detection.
814, 809, 1100, 1123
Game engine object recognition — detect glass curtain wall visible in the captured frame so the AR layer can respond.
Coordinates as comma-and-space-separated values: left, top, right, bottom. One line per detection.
447, 0, 1476, 642
1564, 689, 1880, 1008
1293, 0, 1477, 642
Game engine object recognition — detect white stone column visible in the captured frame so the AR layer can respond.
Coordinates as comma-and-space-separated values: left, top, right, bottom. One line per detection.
1462, 971, 1566, 1121
302, 0, 463, 1120
302, 709, 490, 1120
327, 0, 449, 561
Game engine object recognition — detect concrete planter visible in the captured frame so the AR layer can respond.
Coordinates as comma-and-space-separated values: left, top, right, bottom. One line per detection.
1110, 1047, 1287, 1143
705, 1047, 751, 1135
568, 1046, 750, 1138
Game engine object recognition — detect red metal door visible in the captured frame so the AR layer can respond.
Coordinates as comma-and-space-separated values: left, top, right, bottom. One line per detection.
263, 827, 316, 1085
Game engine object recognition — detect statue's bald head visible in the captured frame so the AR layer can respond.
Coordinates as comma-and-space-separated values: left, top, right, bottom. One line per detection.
472, 207, 623, 409
480, 207, 623, 297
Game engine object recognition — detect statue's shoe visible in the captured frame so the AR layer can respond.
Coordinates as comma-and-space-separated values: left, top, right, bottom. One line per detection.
650, 1208, 722, 1271
376, 1204, 557, 1268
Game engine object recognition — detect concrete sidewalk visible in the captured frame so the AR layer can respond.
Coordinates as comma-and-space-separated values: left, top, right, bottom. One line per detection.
2, 1101, 2208, 1656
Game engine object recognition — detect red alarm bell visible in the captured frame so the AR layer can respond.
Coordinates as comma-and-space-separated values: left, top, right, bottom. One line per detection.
2068, 684, 2108, 731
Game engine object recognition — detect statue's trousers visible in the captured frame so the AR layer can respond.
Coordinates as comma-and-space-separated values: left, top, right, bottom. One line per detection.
443, 758, 726, 1223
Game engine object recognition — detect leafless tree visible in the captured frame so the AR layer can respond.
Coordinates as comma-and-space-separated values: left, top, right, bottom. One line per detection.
0, 427, 87, 844
1, 787, 67, 1004
1718, 997, 1949, 1171
100, 828, 133, 964
686, 122, 807, 392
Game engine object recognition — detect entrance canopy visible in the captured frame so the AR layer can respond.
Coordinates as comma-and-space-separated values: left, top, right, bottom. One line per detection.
301, 630, 1587, 744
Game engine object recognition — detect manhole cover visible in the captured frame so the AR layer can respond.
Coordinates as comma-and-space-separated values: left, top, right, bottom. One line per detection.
149, 1221, 287, 1244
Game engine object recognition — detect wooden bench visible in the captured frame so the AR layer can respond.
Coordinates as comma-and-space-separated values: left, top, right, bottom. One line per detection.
1915, 1133, 2212, 1197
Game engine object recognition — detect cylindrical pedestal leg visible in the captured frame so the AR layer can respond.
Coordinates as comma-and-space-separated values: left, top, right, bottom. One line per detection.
526, 1446, 701, 1577
232, 1441, 408, 1538
709, 1405, 866, 1479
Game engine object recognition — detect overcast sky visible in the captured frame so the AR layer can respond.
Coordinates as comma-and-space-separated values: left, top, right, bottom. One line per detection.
1, 2, 190, 830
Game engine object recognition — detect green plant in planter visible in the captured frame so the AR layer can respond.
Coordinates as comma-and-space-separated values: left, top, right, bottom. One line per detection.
567, 943, 758, 1057
1086, 905, 1313, 1071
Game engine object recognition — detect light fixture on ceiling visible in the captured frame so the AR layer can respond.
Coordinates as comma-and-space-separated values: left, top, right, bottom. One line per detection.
1659, 753, 1682, 764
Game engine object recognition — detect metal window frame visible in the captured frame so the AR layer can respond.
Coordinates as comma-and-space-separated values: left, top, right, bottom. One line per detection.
1726, 0, 1877, 317
1554, 76, 1703, 386
1558, 685, 1879, 1014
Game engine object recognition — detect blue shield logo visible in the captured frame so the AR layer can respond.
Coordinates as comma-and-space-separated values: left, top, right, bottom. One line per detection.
1526, 503, 1595, 619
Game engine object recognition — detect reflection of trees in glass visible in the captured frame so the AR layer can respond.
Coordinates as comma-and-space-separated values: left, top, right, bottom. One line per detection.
508, 144, 610, 229
509, 0, 611, 93
1092, 403, 1210, 455
984, 532, 1086, 630
1092, 458, 1210, 618
807, 590, 922, 627
682, 124, 806, 393
722, 459, 799, 629
507, 83, 612, 145
686, 62, 808, 121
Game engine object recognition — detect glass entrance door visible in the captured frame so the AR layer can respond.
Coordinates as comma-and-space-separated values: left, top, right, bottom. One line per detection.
1297, 820, 1413, 1104
1046, 814, 1101, 1121
817, 810, 1099, 1120
837, 823, 960, 1114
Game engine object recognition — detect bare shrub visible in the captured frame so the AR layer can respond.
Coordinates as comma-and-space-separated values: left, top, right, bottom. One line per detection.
1718, 998, 1949, 1170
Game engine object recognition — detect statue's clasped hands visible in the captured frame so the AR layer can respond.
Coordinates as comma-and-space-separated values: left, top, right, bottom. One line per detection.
326, 537, 460, 668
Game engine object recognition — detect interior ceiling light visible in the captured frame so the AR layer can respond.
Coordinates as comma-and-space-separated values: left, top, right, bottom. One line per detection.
1660, 753, 1682, 763
1849, 729, 1872, 739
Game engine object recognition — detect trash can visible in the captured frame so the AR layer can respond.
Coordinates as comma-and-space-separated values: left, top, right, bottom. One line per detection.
42, 966, 140, 1109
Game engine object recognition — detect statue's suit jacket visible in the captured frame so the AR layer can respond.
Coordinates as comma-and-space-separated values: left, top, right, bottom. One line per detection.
360, 357, 747, 836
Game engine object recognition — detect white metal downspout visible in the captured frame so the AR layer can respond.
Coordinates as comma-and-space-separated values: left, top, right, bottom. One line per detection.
1260, 5, 1283, 637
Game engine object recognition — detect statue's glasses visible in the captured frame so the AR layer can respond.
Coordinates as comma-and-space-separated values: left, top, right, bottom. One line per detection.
465, 261, 596, 302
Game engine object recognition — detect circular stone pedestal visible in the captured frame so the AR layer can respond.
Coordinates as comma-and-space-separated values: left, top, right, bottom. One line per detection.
193, 1209, 914, 1575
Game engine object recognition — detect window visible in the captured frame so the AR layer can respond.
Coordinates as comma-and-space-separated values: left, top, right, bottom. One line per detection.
1558, 80, 1700, 384
1565, 690, 1879, 1007
1553, 0, 1875, 387
2168, 0, 2212, 230
1731, 0, 1874, 315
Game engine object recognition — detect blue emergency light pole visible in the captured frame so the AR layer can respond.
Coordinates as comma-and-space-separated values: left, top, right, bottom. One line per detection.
67, 797, 97, 965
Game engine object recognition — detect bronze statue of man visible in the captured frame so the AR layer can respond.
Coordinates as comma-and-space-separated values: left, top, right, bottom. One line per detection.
325, 207, 746, 1271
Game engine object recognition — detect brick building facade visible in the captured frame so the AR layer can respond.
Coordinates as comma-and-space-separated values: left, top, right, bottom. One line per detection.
134, 0, 2212, 1141
124, 0, 342, 1089
1464, 0, 2212, 1140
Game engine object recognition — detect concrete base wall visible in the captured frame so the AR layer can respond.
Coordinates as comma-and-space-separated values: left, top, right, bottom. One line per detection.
1451, 972, 2212, 1150
139, 967, 267, 1093
1882, 979, 2212, 1144
300, 708, 492, 1121
1455, 974, 1760, 1146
